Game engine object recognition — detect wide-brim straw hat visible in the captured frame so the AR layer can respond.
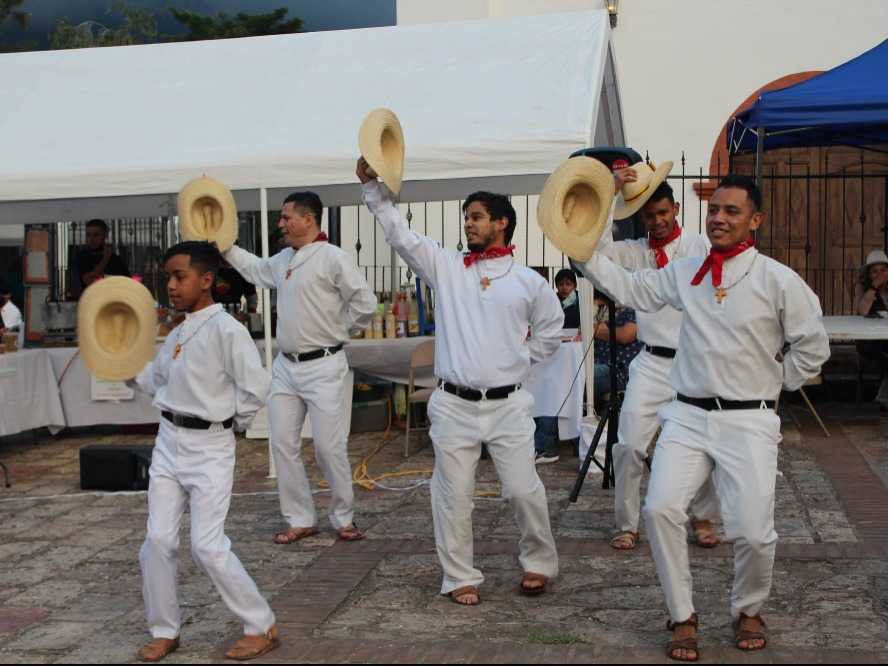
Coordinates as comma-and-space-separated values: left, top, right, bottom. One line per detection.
613, 160, 674, 220
178, 175, 238, 252
78, 276, 157, 381
537, 157, 615, 261
359, 108, 405, 194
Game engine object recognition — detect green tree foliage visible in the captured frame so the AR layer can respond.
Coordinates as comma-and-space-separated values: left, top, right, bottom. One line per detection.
168, 7, 302, 41
49, 1, 157, 49
0, 0, 29, 29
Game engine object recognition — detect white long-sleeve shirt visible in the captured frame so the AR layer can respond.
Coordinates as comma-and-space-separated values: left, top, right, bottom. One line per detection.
580, 248, 830, 399
135, 304, 269, 430
1, 300, 24, 348
225, 241, 376, 354
362, 180, 564, 389
597, 212, 710, 349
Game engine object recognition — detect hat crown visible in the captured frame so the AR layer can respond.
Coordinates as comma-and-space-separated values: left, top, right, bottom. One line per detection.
866, 250, 888, 267
359, 108, 405, 194
178, 175, 238, 252
95, 302, 140, 354
621, 161, 657, 201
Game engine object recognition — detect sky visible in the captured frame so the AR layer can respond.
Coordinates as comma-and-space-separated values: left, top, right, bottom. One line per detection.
0, 0, 396, 48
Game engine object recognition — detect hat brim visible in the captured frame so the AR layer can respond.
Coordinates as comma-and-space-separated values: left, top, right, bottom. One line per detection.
537, 157, 615, 262
78, 277, 157, 381
178, 176, 238, 252
613, 161, 674, 220
359, 108, 405, 195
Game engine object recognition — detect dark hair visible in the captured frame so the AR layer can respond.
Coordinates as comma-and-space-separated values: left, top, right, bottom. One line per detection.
554, 268, 577, 286
716, 174, 762, 211
645, 181, 675, 206
163, 241, 221, 278
462, 192, 517, 244
284, 192, 323, 227
0, 279, 10, 295
86, 219, 109, 233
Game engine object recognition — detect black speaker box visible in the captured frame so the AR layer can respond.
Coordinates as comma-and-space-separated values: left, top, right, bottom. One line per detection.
79, 445, 154, 491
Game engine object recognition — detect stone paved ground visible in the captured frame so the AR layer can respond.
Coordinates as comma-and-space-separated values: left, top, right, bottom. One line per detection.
1, 398, 887, 663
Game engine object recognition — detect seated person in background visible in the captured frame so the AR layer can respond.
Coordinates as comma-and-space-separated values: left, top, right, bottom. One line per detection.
214, 261, 258, 312
592, 296, 642, 400
0, 279, 24, 349
533, 268, 583, 465
855, 250, 888, 412
76, 219, 131, 290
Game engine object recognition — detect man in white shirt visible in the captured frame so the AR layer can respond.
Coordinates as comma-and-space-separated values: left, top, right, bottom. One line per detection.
579, 175, 829, 661
595, 176, 720, 552
134, 242, 277, 662
358, 157, 564, 606
0, 281, 24, 350
224, 192, 377, 544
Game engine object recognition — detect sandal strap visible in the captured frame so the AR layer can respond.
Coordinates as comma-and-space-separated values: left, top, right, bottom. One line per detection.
450, 586, 480, 601
666, 638, 699, 661
666, 613, 699, 631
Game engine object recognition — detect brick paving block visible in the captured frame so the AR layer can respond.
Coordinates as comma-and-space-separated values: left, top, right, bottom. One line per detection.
0, 607, 48, 635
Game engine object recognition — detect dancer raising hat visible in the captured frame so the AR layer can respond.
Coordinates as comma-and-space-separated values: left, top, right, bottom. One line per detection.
358, 156, 564, 605
223, 191, 377, 544
577, 175, 829, 661
132, 241, 278, 662
598, 165, 722, 553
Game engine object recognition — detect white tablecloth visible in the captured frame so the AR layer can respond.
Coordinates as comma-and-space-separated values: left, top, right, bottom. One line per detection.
0, 349, 66, 437
823, 315, 888, 342
524, 337, 585, 440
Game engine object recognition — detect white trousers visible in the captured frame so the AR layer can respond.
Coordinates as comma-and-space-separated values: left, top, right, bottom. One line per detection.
643, 400, 780, 622
427, 388, 558, 594
140, 421, 275, 639
615, 350, 721, 532
269, 352, 354, 530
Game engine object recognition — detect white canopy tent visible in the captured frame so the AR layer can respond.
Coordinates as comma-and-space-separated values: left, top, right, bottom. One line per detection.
0, 9, 611, 223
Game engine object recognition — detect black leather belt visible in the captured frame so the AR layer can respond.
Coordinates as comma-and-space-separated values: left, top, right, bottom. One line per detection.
644, 344, 677, 359
440, 381, 520, 402
162, 411, 234, 430
677, 394, 775, 411
283, 344, 344, 363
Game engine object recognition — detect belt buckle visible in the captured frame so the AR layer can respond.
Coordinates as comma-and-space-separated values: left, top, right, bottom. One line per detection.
323, 347, 332, 358
714, 398, 723, 411
173, 413, 185, 426
479, 388, 488, 401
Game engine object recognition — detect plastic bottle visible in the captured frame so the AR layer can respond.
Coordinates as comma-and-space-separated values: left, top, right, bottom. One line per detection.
384, 301, 397, 339
408, 287, 420, 337
395, 291, 408, 338
372, 303, 384, 340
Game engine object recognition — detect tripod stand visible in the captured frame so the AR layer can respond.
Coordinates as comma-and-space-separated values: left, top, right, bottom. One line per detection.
570, 296, 622, 501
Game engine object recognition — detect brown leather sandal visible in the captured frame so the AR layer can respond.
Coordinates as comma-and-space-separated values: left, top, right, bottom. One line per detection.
448, 585, 481, 606
692, 520, 720, 549
733, 613, 767, 651
273, 526, 318, 545
609, 531, 639, 550
137, 637, 180, 662
338, 524, 366, 542
665, 613, 699, 662
224, 625, 280, 661
519, 572, 549, 597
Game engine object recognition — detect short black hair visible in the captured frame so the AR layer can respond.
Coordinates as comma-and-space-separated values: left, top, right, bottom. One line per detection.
0, 279, 10, 295
284, 191, 323, 227
554, 268, 577, 286
163, 241, 221, 278
716, 174, 762, 211
462, 192, 517, 244
86, 219, 108, 233
645, 181, 675, 206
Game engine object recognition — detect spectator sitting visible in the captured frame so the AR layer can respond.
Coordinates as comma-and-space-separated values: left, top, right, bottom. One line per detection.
76, 219, 131, 293
554, 268, 581, 329
0, 279, 24, 349
854, 249, 888, 412
592, 296, 642, 402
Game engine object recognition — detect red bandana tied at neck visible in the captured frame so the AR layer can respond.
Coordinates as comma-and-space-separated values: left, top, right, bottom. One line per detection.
463, 244, 516, 268
648, 225, 682, 269
691, 237, 755, 287
313, 232, 329, 243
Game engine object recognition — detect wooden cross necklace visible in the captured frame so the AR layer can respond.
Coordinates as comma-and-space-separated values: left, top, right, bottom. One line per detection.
285, 244, 322, 280
475, 258, 515, 290
714, 254, 758, 304
173, 311, 220, 359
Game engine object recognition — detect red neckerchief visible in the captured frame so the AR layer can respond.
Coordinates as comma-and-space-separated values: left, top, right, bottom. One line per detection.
648, 225, 682, 269
296, 232, 328, 251
691, 238, 756, 287
463, 244, 515, 268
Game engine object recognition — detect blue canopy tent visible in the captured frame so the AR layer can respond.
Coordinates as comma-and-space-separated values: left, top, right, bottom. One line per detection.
728, 38, 888, 183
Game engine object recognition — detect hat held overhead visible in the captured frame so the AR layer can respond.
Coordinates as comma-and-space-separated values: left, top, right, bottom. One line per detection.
177, 175, 238, 252
614, 159, 674, 220
359, 108, 405, 195
77, 276, 157, 381
537, 157, 615, 262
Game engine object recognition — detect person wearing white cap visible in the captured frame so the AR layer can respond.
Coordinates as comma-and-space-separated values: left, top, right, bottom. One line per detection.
598, 165, 720, 552
132, 242, 278, 662
578, 175, 829, 661
0, 280, 24, 350
357, 156, 564, 606
224, 191, 377, 544
855, 249, 888, 411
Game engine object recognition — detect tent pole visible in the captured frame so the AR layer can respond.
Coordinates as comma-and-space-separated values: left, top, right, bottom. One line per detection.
755, 127, 765, 189
260, 187, 277, 479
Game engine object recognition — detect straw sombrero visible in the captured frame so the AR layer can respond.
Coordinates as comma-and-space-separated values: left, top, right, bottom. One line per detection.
613, 160, 674, 220
537, 157, 615, 261
178, 175, 238, 252
78, 277, 157, 381
359, 108, 405, 194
